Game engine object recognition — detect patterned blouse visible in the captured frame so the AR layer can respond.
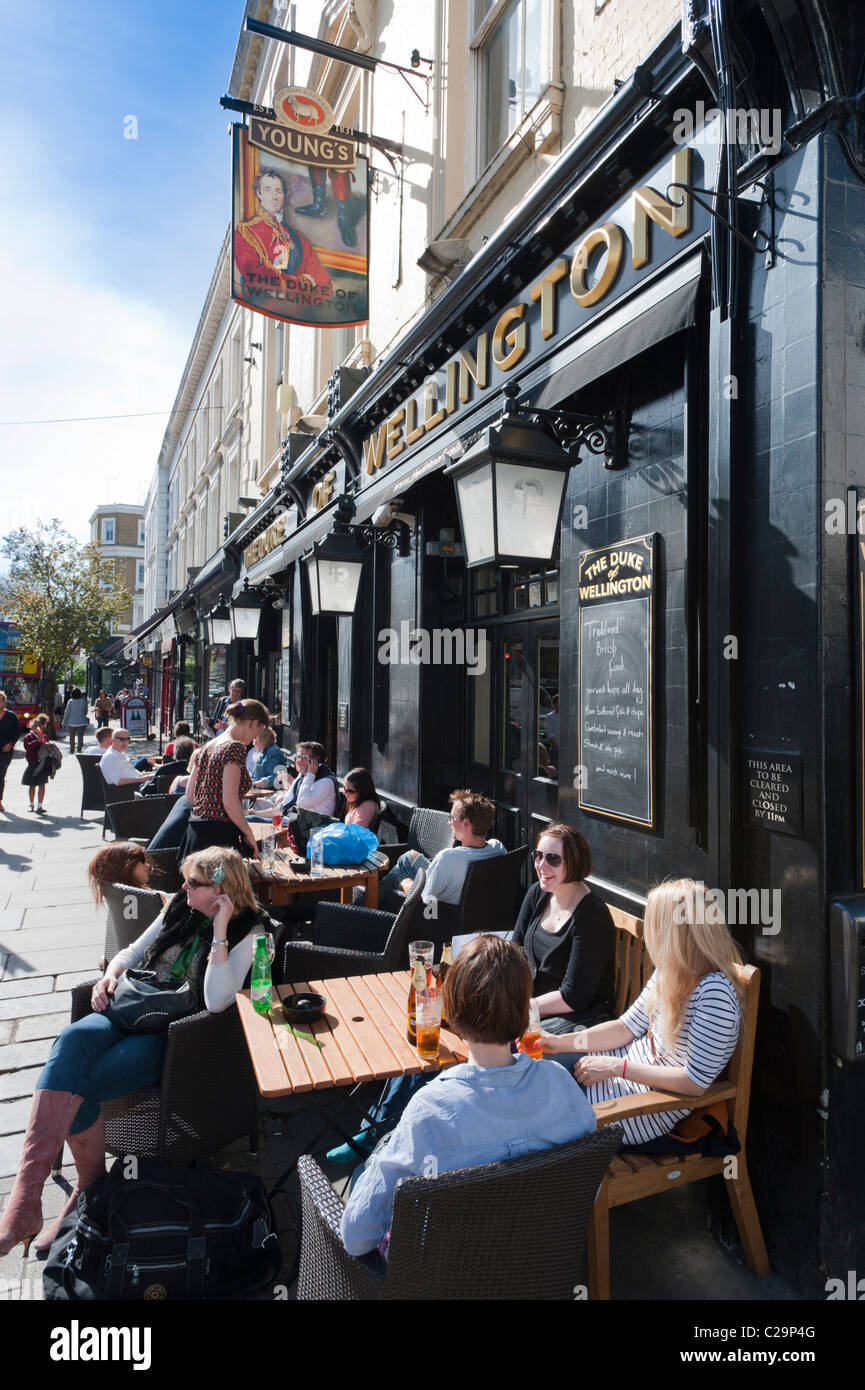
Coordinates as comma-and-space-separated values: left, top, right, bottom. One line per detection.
191, 739, 251, 821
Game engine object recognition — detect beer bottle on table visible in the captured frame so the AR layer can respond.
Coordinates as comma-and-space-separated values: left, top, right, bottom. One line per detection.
251, 933, 272, 1015
438, 942, 453, 985
407, 957, 427, 1045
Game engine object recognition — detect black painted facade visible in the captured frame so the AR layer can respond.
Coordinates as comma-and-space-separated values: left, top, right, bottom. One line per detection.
221, 5, 865, 1294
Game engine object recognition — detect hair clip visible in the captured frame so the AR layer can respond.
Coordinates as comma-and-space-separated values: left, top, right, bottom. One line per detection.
211, 865, 225, 885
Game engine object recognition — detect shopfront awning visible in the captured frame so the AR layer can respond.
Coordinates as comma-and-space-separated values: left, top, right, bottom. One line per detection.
530, 248, 705, 410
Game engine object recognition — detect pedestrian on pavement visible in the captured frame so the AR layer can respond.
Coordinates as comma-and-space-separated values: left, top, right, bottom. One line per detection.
93, 690, 113, 729
61, 687, 88, 754
0, 844, 273, 1258
21, 713, 52, 813
0, 691, 22, 812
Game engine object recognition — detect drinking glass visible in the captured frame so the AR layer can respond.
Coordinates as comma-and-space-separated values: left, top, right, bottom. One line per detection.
260, 835, 276, 872
408, 940, 435, 969
310, 833, 325, 877
520, 999, 543, 1059
416, 989, 442, 1061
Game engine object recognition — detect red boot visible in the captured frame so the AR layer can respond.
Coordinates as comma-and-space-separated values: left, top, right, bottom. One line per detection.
34, 1113, 107, 1257
0, 1091, 83, 1256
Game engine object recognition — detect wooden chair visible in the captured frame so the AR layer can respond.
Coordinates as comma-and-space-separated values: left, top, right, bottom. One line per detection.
587, 904, 769, 1298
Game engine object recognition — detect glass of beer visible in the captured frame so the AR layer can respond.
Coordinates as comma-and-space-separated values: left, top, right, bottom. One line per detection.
520, 999, 543, 1059
408, 940, 434, 985
416, 989, 442, 1062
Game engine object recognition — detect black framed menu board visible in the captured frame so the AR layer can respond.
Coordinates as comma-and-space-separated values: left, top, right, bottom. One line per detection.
577, 534, 656, 827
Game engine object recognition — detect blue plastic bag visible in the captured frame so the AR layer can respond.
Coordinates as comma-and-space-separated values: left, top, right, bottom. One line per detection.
307, 822, 378, 866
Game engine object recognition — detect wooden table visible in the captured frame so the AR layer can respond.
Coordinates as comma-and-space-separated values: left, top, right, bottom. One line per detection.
247, 824, 379, 908
236, 971, 467, 1099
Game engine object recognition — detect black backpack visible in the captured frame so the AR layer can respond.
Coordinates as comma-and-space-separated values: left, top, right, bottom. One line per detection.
43, 1160, 284, 1300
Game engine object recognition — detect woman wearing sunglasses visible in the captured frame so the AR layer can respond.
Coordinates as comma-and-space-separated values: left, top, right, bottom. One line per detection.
0, 846, 273, 1259
512, 824, 616, 1042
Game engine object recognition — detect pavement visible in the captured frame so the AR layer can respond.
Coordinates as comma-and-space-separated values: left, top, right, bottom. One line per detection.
0, 728, 801, 1301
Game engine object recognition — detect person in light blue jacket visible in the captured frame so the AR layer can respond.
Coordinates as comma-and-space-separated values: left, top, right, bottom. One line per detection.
340, 934, 596, 1257
249, 727, 288, 789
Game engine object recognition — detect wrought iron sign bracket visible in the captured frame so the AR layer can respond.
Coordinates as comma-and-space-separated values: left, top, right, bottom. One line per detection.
507, 385, 630, 471
667, 181, 775, 263
331, 494, 412, 557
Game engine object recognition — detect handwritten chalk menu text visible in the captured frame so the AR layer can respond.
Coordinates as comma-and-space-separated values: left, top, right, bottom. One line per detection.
743, 749, 803, 837
578, 534, 655, 826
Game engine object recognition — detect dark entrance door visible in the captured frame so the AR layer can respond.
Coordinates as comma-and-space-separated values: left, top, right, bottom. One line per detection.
495, 621, 560, 850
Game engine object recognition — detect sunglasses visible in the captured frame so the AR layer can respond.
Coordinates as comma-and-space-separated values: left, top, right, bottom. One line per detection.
533, 850, 563, 867
184, 876, 210, 890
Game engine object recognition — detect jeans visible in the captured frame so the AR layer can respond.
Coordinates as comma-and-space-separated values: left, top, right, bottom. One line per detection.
96, 714, 111, 728
67, 727, 85, 754
37, 1013, 168, 1134
376, 852, 430, 911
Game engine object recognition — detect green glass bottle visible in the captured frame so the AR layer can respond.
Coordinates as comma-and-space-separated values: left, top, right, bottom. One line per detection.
251, 933, 272, 1015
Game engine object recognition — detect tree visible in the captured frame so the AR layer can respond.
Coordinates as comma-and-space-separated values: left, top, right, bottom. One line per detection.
0, 519, 132, 719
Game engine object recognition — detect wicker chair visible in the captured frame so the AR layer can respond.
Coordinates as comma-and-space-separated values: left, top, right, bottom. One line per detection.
100, 882, 165, 960
69, 983, 259, 1164
101, 781, 138, 838
145, 846, 183, 894
297, 1125, 624, 1300
76, 754, 107, 819
424, 845, 529, 949
105, 795, 176, 843
282, 869, 427, 982
148, 770, 179, 796
380, 807, 454, 868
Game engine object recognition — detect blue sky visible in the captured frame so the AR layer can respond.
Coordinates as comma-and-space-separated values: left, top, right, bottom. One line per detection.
0, 0, 244, 540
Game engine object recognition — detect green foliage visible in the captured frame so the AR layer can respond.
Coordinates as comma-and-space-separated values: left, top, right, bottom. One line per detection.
0, 519, 132, 710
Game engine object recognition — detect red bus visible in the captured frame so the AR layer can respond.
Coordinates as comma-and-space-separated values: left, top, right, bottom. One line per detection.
0, 621, 42, 727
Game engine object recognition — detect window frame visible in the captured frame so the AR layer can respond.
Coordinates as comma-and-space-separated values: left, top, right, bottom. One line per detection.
101, 518, 115, 545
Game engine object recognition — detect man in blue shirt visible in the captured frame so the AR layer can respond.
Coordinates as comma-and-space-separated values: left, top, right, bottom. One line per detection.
340, 934, 596, 1257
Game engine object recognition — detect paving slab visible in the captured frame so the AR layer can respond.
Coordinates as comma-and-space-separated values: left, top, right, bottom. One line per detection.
0, 992, 70, 1022
14, 1013, 68, 1042
1, 924, 103, 955
0, 1021, 12, 1045
0, 1067, 43, 1101
0, 1038, 53, 1072
2, 946, 105, 979
5, 889, 95, 909
0, 1096, 32, 1135
18, 908, 101, 931
0, 976, 55, 1000
54, 970, 100, 992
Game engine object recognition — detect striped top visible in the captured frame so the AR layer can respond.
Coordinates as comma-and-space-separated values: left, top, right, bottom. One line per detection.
584, 971, 741, 1146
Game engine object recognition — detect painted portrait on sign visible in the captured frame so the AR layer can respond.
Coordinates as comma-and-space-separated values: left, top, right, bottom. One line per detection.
231, 123, 369, 328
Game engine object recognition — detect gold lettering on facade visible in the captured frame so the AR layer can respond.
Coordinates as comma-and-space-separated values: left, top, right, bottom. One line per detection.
386, 408, 406, 460
492, 305, 528, 371
311, 470, 336, 511
570, 224, 624, 307
445, 360, 459, 414
458, 333, 490, 402
363, 422, 388, 474
404, 397, 425, 445
631, 149, 691, 269
529, 260, 569, 339
424, 379, 446, 430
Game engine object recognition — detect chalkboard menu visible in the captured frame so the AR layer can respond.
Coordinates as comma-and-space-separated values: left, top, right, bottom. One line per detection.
578, 534, 656, 827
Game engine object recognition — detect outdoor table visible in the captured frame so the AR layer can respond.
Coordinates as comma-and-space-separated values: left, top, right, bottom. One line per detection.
247, 823, 379, 908
236, 971, 468, 1178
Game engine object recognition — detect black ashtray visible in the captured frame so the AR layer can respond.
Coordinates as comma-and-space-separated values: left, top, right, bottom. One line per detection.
281, 992, 326, 1022
289, 856, 310, 874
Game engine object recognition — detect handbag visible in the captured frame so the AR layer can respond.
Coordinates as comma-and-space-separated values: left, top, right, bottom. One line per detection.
106, 968, 198, 1033
42, 1160, 285, 1300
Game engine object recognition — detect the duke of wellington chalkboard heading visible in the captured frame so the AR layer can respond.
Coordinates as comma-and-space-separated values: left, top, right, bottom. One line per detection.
577, 535, 656, 827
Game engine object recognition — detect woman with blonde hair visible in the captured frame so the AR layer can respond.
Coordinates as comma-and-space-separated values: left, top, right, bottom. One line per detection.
0, 846, 272, 1257
536, 878, 744, 1147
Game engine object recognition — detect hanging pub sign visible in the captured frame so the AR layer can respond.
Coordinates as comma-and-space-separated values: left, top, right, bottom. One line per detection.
231, 116, 368, 329
577, 534, 656, 827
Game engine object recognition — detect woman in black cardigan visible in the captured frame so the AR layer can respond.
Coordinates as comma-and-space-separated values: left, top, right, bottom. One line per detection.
512, 823, 615, 1035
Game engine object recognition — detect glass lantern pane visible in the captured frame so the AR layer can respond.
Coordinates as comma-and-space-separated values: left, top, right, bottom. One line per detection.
317, 557, 363, 614
209, 617, 233, 645
494, 461, 566, 560
456, 462, 495, 565
232, 606, 261, 639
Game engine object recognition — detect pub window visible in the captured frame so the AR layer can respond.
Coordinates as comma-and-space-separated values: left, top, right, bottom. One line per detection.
507, 567, 558, 614
472, 0, 543, 168
471, 565, 500, 617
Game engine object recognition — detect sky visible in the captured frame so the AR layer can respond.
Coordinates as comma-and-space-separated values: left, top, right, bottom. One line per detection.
0, 0, 244, 545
